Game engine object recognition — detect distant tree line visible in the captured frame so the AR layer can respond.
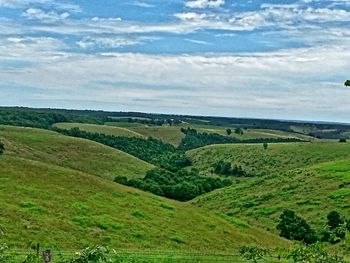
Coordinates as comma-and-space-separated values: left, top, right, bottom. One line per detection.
178, 128, 304, 151
115, 168, 232, 201
277, 210, 350, 244
112, 117, 182, 126
52, 127, 191, 172
0, 108, 108, 129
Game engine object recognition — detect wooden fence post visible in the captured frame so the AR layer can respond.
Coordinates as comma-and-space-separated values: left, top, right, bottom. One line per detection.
43, 249, 52, 263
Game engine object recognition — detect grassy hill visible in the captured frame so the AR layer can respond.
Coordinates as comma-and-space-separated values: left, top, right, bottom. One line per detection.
0, 125, 153, 180
188, 143, 350, 241
0, 127, 288, 251
54, 123, 144, 138
188, 142, 350, 176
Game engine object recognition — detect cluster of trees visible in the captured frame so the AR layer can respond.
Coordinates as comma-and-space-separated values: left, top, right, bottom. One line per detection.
277, 210, 350, 244
53, 127, 191, 172
179, 128, 303, 151
213, 161, 248, 177
115, 168, 232, 201
0, 108, 108, 129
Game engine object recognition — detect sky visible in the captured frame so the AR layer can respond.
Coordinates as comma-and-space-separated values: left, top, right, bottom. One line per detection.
1, 0, 350, 122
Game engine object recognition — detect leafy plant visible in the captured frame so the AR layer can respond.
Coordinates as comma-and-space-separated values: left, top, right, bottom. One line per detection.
239, 245, 270, 263
287, 243, 345, 263
68, 246, 111, 263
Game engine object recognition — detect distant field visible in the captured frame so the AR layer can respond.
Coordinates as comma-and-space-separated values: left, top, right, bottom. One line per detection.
0, 141, 288, 250
0, 125, 153, 180
54, 123, 144, 138
190, 142, 350, 242
104, 122, 309, 146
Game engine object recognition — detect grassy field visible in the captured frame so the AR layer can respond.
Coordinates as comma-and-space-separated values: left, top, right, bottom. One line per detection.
0, 126, 153, 180
103, 122, 311, 146
188, 142, 350, 251
0, 157, 287, 251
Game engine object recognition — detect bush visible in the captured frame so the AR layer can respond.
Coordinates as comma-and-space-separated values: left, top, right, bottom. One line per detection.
213, 161, 248, 177
239, 245, 269, 263
339, 138, 347, 143
277, 210, 317, 244
0, 141, 4, 154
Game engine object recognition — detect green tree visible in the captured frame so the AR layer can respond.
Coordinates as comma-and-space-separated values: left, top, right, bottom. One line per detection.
263, 142, 268, 150
226, 128, 232, 135
0, 141, 4, 154
235, 127, 242, 134
327, 211, 344, 230
277, 210, 317, 244
344, 80, 350, 87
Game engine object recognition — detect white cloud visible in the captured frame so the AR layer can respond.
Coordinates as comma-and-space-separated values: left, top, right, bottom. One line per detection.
76, 36, 158, 48
185, 0, 225, 9
23, 8, 70, 22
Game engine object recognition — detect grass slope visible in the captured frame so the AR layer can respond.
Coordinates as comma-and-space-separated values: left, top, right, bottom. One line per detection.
0, 125, 153, 180
54, 123, 144, 138
0, 155, 288, 251
188, 142, 350, 176
189, 143, 350, 248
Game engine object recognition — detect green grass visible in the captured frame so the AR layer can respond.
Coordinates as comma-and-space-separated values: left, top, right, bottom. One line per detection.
0, 125, 288, 251
187, 141, 350, 176
0, 125, 153, 180
189, 143, 350, 243
0, 155, 288, 251
54, 123, 144, 138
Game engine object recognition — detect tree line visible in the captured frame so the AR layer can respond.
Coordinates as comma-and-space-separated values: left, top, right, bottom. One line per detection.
0, 108, 108, 129
115, 168, 232, 201
178, 128, 304, 151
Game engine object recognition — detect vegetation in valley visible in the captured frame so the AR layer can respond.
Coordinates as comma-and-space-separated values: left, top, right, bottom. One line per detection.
115, 168, 232, 201
52, 126, 191, 172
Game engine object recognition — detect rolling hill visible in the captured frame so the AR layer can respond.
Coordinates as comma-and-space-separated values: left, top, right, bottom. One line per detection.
0, 125, 153, 180
0, 126, 288, 251
188, 143, 350, 240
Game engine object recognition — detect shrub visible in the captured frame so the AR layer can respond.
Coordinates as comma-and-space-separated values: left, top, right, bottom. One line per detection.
239, 245, 269, 263
339, 138, 347, 143
0, 141, 4, 154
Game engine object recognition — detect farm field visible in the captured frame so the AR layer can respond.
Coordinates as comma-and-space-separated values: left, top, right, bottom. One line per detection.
0, 127, 288, 251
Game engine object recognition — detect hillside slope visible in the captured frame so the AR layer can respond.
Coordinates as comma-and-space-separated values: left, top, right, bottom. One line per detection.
189, 143, 350, 235
0, 125, 153, 180
54, 123, 144, 138
0, 155, 288, 251
188, 142, 350, 176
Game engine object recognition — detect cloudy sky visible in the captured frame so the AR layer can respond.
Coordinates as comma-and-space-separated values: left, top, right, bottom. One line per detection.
1, 0, 350, 122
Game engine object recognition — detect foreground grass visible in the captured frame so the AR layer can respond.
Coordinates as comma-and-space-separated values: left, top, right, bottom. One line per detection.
0, 154, 288, 251
0, 125, 153, 180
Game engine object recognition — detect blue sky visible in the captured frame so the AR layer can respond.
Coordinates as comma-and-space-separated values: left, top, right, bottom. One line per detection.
1, 0, 350, 121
